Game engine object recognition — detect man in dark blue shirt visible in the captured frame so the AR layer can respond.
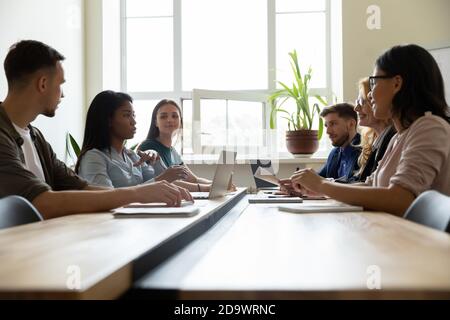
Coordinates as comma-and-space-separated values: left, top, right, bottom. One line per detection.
318, 103, 361, 182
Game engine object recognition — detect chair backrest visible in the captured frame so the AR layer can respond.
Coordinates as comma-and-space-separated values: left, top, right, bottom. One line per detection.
0, 195, 43, 230
403, 190, 450, 233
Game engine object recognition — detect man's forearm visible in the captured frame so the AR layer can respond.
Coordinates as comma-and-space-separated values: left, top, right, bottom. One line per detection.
84, 184, 111, 191
32, 188, 138, 219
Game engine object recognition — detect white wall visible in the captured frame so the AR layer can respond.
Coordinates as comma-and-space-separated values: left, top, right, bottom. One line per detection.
341, 0, 450, 101
85, 0, 121, 109
85, 0, 103, 110
430, 47, 450, 104
0, 0, 85, 162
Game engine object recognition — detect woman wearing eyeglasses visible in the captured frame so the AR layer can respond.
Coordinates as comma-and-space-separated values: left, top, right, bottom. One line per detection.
289, 44, 450, 216
352, 78, 396, 182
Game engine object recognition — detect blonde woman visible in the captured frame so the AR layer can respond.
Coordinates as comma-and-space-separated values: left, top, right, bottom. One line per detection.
280, 79, 395, 195
353, 77, 396, 182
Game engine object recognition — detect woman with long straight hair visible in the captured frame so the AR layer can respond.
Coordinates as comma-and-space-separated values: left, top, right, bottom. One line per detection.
289, 44, 450, 216
139, 99, 213, 192
76, 91, 194, 192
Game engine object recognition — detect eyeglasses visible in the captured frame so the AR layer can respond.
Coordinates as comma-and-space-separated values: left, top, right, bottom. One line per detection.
354, 98, 368, 107
369, 75, 395, 91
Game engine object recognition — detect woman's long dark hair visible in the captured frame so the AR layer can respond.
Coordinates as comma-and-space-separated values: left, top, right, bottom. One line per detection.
75, 90, 133, 173
146, 99, 183, 140
375, 44, 450, 128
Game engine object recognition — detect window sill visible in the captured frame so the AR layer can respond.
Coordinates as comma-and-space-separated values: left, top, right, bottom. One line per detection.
182, 153, 327, 165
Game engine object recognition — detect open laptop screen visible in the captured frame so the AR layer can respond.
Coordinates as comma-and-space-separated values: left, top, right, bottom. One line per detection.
250, 159, 278, 189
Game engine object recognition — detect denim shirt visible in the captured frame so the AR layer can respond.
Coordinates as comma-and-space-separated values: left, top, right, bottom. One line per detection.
338, 142, 357, 178
78, 148, 156, 188
318, 133, 361, 182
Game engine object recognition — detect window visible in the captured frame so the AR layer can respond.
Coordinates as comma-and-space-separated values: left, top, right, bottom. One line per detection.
124, 0, 173, 92
182, 0, 267, 90
190, 90, 269, 155
276, 0, 327, 88
121, 0, 332, 156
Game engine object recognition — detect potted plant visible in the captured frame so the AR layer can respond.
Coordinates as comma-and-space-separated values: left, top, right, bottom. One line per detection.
269, 50, 327, 155
65, 132, 81, 167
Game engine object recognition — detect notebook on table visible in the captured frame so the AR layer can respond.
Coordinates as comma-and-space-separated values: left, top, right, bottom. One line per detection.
113, 201, 200, 218
278, 202, 363, 214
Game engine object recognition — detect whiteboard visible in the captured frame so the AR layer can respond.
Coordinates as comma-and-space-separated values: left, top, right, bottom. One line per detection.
429, 46, 450, 105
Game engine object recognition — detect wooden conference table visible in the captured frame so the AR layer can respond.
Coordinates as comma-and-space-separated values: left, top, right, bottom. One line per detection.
0, 189, 449, 299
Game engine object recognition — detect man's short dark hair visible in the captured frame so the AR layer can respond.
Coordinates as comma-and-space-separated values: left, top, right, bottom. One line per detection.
320, 103, 358, 123
3, 40, 65, 88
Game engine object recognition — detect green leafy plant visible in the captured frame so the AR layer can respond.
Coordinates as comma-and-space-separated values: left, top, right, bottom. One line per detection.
269, 50, 327, 139
66, 132, 80, 161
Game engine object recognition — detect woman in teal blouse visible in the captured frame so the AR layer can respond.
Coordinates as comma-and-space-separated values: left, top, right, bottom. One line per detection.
139, 99, 212, 190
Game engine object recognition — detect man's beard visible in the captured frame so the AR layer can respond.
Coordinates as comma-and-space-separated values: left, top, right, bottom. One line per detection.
43, 110, 56, 117
331, 132, 350, 147
43, 106, 56, 117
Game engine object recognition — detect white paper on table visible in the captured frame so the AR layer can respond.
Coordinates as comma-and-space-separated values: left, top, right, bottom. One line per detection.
123, 201, 195, 208
278, 202, 363, 214
113, 201, 201, 218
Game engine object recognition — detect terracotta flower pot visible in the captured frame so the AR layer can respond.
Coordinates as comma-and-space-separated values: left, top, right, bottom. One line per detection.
286, 130, 319, 155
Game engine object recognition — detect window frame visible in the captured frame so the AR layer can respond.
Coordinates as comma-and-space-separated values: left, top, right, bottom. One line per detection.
120, 0, 332, 155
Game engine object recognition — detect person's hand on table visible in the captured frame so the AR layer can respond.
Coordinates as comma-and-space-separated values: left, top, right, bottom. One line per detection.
156, 166, 189, 183
137, 180, 193, 206
290, 168, 326, 195
278, 178, 302, 197
181, 165, 198, 183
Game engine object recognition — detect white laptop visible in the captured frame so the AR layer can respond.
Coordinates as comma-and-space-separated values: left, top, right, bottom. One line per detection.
191, 150, 237, 200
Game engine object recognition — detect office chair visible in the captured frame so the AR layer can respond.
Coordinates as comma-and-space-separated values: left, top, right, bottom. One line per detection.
403, 190, 450, 233
0, 195, 43, 230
